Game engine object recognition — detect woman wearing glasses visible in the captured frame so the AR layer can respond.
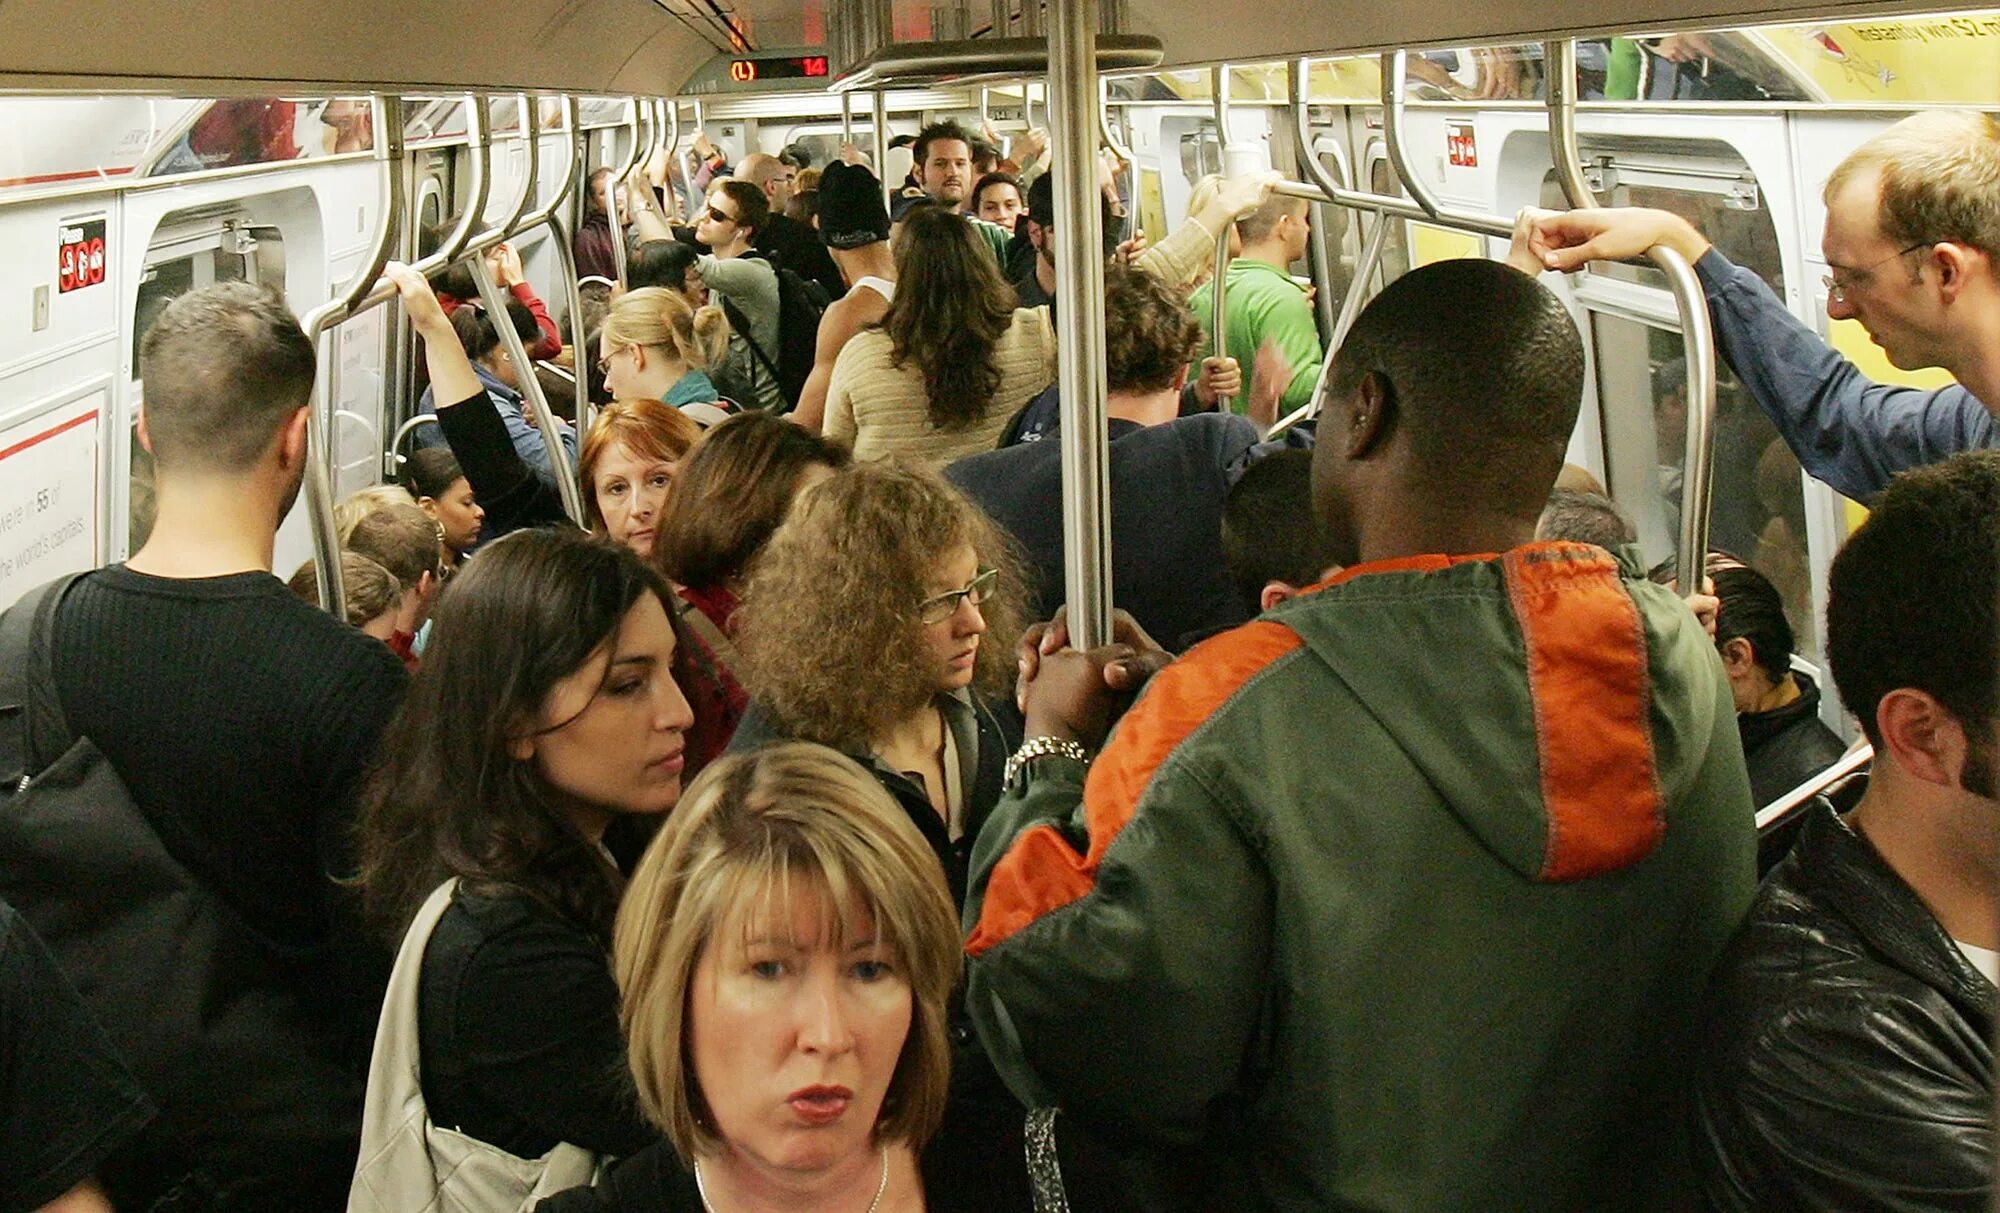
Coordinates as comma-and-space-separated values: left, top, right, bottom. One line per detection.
597, 286, 730, 414
729, 461, 1025, 907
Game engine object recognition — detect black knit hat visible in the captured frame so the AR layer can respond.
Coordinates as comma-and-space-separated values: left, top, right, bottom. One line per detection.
817, 161, 891, 250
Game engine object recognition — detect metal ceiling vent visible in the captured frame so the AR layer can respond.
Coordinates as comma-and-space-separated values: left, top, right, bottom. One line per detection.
829, 0, 1161, 89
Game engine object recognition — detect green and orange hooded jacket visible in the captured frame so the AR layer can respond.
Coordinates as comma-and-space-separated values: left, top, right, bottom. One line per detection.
963, 542, 1758, 1211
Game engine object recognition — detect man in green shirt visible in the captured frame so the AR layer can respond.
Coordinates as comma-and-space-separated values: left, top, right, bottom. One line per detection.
1189, 192, 1323, 419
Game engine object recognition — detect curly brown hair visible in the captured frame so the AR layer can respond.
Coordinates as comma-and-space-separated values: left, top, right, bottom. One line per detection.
880, 205, 1019, 431
1104, 263, 1203, 393
737, 461, 1028, 751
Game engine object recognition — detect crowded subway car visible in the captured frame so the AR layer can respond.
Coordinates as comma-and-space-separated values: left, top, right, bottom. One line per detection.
1, 0, 1997, 1206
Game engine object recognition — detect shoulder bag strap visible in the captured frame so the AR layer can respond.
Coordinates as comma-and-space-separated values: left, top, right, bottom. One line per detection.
0, 572, 90, 785
349, 879, 461, 1198
678, 597, 744, 677
718, 294, 780, 389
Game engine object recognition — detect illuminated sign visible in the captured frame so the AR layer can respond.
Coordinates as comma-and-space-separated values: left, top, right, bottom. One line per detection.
727, 55, 830, 83
58, 219, 107, 293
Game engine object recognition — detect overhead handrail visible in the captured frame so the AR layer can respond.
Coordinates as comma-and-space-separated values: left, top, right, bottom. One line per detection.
528, 95, 592, 441
1546, 37, 1717, 597
298, 93, 406, 619
461, 92, 539, 259
1051, 0, 1114, 649
1290, 56, 1346, 340
1754, 741, 1872, 831
603, 97, 647, 287
388, 413, 442, 473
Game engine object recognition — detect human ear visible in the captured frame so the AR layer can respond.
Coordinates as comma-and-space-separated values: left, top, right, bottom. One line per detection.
1718, 637, 1755, 676
135, 405, 155, 454
1259, 581, 1299, 612
1932, 242, 1979, 302
1342, 371, 1392, 460
1875, 688, 1964, 789
277, 407, 310, 469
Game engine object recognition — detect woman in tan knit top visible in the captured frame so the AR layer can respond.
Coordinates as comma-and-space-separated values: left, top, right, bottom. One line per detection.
822, 173, 1274, 468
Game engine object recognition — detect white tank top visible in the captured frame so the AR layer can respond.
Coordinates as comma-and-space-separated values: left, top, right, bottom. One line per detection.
853, 275, 895, 303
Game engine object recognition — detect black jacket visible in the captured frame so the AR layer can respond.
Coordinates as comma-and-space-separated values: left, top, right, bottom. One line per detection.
1738, 672, 1848, 807
753, 212, 846, 302
1692, 803, 1995, 1210
724, 690, 1017, 911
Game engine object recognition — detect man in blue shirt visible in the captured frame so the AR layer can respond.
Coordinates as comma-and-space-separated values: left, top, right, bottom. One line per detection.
1517, 111, 2000, 501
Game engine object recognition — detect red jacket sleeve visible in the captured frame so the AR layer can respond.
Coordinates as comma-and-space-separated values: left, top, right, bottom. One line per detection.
510, 282, 562, 360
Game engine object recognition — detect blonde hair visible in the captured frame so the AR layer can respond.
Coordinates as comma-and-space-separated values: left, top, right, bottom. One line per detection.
1826, 111, 2000, 260
614, 743, 960, 1163
335, 483, 418, 544
288, 552, 401, 629
602, 286, 730, 374
737, 461, 1027, 750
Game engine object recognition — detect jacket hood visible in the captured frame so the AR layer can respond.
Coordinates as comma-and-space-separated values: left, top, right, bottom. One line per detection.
1273, 542, 1729, 883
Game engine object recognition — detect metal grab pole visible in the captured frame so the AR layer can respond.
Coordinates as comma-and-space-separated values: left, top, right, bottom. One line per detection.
1051, 0, 1113, 649
1209, 62, 1234, 413
300, 94, 405, 619
468, 255, 586, 525
872, 90, 891, 204
1381, 51, 1436, 220
1546, 37, 1716, 589
530, 96, 591, 441
841, 91, 854, 145
1098, 77, 1134, 241
1291, 57, 1341, 339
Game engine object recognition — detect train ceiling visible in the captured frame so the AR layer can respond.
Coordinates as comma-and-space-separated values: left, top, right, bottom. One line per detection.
0, 0, 1950, 95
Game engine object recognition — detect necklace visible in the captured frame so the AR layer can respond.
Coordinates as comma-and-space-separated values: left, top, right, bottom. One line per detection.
694, 1147, 890, 1213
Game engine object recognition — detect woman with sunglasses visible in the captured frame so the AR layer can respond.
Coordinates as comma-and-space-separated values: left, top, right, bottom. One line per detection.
728, 460, 1024, 908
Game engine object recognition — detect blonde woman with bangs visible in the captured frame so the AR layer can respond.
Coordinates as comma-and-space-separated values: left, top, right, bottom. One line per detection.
535, 744, 965, 1211
727, 461, 1026, 909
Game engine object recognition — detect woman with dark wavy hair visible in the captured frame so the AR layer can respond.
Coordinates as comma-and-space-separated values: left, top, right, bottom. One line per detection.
822, 205, 1043, 469
355, 525, 693, 1168
728, 460, 1026, 906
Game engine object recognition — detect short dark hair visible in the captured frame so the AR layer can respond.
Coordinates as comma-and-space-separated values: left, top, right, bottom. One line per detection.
446, 298, 537, 364
1023, 172, 1117, 256
1325, 260, 1583, 518
970, 139, 1001, 171
1826, 450, 2000, 751
711, 178, 768, 238
653, 413, 851, 591
628, 239, 701, 293
1103, 264, 1200, 394
402, 446, 465, 501
1222, 450, 1328, 614
912, 121, 975, 168
1536, 488, 1635, 549
1713, 564, 1794, 684
138, 282, 317, 473
972, 171, 1022, 213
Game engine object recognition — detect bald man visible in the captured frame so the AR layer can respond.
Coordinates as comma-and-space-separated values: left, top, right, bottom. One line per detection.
740, 152, 845, 300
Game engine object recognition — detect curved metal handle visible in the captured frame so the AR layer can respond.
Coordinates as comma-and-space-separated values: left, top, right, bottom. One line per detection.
1096, 77, 1132, 163
1211, 61, 1231, 147
460, 92, 538, 260
1209, 220, 1233, 412
301, 94, 407, 620
604, 97, 648, 287
522, 94, 580, 229
347, 93, 492, 318
1546, 37, 1716, 593
1380, 51, 1438, 221
872, 91, 892, 205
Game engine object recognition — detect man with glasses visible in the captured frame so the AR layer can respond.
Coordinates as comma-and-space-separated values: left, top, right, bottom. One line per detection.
1513, 111, 2000, 501
647, 179, 785, 412
738, 151, 846, 301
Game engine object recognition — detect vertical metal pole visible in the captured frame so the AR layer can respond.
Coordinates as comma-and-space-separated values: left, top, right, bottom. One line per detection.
1050, 0, 1112, 649
1209, 62, 1233, 412
468, 255, 585, 525
841, 91, 854, 144
872, 90, 892, 205
604, 99, 644, 287
1381, 50, 1439, 220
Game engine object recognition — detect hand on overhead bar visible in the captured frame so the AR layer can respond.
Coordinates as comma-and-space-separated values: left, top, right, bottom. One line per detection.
1510, 205, 1714, 274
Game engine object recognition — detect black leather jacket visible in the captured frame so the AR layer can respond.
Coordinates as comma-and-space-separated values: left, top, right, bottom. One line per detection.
1737, 672, 1848, 808
1692, 803, 1995, 1210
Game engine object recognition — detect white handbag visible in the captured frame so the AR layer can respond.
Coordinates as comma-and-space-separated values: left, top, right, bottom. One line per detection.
348, 879, 601, 1212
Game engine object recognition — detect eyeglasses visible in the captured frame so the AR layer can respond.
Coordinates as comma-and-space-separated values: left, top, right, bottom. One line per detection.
706, 204, 736, 224
1823, 242, 1929, 304
595, 346, 628, 375
916, 567, 998, 625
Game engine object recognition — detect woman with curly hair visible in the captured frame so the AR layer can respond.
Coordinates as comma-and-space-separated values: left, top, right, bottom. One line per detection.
728, 460, 1026, 906
354, 526, 694, 1172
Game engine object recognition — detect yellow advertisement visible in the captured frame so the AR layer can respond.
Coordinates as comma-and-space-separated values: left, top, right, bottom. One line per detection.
1410, 223, 1483, 266
1753, 10, 2000, 104
1824, 316, 1959, 527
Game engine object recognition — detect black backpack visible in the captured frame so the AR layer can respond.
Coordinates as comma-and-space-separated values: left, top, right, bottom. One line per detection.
722, 254, 829, 411
0, 574, 365, 1210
